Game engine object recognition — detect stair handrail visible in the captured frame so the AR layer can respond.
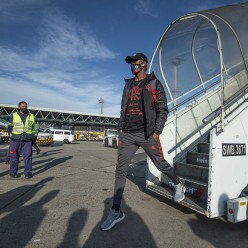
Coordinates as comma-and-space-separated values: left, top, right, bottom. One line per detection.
168, 79, 220, 114
202, 84, 248, 124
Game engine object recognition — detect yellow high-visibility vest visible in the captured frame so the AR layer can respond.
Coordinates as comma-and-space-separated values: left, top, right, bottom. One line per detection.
9, 112, 35, 135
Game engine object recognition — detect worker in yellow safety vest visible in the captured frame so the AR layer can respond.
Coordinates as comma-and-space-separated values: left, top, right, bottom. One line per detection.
8, 101, 35, 179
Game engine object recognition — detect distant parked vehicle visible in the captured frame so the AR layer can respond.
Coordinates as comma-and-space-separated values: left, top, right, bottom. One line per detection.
103, 129, 118, 148
0, 119, 9, 144
50, 129, 75, 144
93, 134, 104, 141
36, 131, 54, 145
78, 134, 87, 141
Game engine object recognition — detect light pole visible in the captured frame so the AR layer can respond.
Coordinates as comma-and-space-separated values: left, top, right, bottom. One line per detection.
172, 57, 181, 114
98, 97, 104, 114
172, 57, 181, 98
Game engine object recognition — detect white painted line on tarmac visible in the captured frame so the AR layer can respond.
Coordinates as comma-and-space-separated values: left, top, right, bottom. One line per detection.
0, 145, 9, 149
0, 145, 9, 154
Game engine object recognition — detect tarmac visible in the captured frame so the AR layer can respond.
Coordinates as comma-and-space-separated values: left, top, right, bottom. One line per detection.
0, 141, 247, 248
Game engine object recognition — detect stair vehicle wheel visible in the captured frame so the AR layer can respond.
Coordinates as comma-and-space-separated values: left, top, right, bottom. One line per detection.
112, 138, 118, 149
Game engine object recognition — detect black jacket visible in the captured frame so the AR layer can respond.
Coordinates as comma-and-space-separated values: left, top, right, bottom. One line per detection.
118, 72, 169, 137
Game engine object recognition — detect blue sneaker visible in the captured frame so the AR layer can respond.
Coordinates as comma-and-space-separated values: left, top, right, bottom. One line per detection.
100, 209, 125, 231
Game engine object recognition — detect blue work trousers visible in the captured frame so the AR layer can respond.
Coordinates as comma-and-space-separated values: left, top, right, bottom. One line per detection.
9, 140, 33, 175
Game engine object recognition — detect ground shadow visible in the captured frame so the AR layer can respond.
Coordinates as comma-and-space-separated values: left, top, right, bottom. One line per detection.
127, 156, 194, 215
187, 212, 248, 247
36, 148, 63, 157
187, 193, 248, 247
0, 177, 54, 212
0, 158, 53, 177
0, 156, 72, 177
0, 146, 64, 176
57, 209, 88, 248
0, 190, 59, 248
50, 142, 65, 147
83, 197, 157, 248
32, 158, 56, 167
32, 156, 73, 176
0, 145, 9, 163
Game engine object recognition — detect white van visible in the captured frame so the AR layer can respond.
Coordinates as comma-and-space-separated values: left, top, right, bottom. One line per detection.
103, 129, 118, 148
50, 129, 75, 144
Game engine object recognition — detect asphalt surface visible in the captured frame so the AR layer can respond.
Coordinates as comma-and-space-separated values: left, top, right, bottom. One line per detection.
0, 141, 247, 248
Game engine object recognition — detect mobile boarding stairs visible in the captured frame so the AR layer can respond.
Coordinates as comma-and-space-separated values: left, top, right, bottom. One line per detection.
146, 73, 248, 220
146, 2, 248, 221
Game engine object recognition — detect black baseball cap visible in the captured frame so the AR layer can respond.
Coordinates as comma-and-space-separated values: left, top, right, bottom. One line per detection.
125, 53, 148, 64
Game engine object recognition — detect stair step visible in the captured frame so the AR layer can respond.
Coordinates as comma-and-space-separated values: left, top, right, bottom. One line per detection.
175, 162, 209, 183
147, 184, 207, 214
161, 173, 208, 202
179, 176, 208, 187
179, 177, 208, 202
187, 152, 209, 167
198, 143, 210, 154
146, 185, 207, 214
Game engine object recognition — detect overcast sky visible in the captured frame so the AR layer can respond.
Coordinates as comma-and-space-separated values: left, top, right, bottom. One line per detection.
0, 0, 242, 115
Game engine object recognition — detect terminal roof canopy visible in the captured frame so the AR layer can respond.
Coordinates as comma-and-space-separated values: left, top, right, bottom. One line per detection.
150, 2, 248, 108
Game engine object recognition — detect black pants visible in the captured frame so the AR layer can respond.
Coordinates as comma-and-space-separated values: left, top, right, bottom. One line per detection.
113, 132, 180, 205
9, 140, 33, 175
32, 141, 40, 153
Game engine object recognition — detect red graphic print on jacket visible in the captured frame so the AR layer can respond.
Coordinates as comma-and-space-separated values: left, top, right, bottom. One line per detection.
124, 80, 145, 133
128, 86, 142, 101
126, 88, 143, 116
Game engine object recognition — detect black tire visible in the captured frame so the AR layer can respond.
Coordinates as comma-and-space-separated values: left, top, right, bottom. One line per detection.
112, 139, 118, 149
64, 139, 69, 144
104, 138, 108, 147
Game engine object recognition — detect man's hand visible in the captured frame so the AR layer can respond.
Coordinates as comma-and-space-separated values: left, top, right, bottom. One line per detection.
152, 133, 159, 142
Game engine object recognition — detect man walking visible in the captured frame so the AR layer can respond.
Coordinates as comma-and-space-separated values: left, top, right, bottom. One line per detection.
8, 101, 35, 179
101, 53, 185, 231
